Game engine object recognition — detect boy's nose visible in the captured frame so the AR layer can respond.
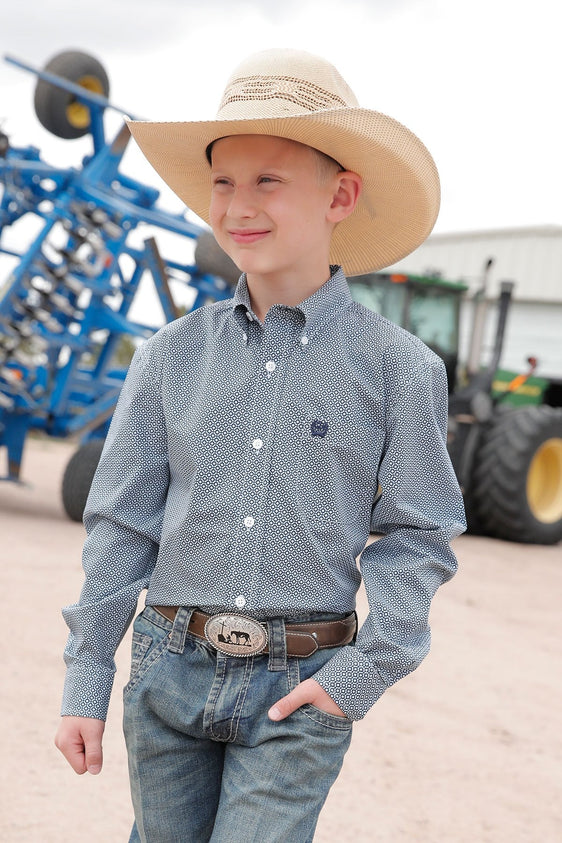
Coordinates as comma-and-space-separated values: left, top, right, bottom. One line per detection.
227, 186, 257, 219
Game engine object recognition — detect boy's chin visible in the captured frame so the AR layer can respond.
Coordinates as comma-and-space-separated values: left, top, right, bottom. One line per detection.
217, 247, 258, 277
234, 257, 272, 278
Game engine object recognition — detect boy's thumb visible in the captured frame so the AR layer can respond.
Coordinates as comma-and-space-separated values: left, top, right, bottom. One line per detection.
86, 746, 103, 775
82, 722, 104, 775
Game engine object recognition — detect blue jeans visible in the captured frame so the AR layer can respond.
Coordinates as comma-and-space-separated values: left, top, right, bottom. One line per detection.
123, 606, 353, 843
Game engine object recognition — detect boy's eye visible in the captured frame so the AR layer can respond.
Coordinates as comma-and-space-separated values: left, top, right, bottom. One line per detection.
258, 176, 279, 185
211, 177, 234, 193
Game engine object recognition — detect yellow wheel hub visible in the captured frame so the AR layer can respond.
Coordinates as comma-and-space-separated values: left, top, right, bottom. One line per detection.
527, 437, 562, 523
66, 75, 104, 129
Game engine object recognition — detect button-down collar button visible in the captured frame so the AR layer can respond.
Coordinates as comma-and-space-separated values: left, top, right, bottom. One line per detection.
246, 311, 253, 321
265, 360, 276, 373
252, 438, 264, 451
300, 335, 309, 346
243, 515, 255, 528
235, 595, 246, 609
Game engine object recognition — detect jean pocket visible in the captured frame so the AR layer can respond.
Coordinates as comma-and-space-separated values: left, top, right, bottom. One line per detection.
299, 703, 353, 731
124, 611, 170, 696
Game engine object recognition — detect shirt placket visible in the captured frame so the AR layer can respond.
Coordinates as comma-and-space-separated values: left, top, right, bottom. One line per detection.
228, 311, 294, 612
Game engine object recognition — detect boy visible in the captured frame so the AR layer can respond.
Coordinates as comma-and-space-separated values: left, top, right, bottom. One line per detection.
55, 49, 466, 842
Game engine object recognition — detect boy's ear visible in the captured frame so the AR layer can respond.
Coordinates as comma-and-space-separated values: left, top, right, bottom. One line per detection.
328, 172, 362, 223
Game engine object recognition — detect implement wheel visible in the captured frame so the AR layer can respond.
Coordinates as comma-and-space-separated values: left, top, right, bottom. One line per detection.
34, 50, 110, 139
471, 406, 562, 544
61, 439, 105, 522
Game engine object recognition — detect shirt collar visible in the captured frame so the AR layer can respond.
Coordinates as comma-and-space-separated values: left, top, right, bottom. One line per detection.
232, 266, 352, 333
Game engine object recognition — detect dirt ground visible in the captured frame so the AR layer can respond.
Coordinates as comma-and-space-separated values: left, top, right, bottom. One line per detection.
1, 436, 561, 843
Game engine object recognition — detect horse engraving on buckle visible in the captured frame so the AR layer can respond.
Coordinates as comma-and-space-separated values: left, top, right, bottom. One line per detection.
204, 613, 268, 657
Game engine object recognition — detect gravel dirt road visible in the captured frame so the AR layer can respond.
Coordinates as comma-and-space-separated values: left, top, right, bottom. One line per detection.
1, 436, 561, 842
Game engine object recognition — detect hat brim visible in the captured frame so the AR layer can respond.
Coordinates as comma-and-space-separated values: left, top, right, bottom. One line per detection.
127, 108, 440, 276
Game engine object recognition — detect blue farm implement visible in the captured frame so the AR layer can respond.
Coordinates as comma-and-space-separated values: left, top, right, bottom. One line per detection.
0, 51, 238, 519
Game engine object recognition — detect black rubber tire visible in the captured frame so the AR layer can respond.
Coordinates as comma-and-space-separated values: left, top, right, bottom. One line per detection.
194, 231, 241, 286
471, 405, 562, 544
34, 50, 110, 139
61, 439, 105, 522
447, 420, 485, 536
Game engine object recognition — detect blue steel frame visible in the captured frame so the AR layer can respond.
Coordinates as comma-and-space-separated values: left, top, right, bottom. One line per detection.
0, 55, 232, 482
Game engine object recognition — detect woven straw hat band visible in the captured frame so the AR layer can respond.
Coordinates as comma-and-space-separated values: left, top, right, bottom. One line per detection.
218, 50, 359, 120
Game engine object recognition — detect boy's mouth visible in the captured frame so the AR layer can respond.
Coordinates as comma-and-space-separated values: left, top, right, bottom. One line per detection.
228, 229, 270, 245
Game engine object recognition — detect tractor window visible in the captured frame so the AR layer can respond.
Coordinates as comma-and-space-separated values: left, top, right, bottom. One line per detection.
408, 286, 459, 359
348, 276, 406, 326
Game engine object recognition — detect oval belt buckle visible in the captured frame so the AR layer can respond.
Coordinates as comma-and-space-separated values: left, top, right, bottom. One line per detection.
204, 613, 268, 657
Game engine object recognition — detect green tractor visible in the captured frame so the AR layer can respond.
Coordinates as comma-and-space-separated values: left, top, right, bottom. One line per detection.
349, 270, 562, 545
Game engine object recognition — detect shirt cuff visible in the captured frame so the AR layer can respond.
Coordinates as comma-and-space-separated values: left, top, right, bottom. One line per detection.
313, 645, 388, 721
61, 663, 115, 720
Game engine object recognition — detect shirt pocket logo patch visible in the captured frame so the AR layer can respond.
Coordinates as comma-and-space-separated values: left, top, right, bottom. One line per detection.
310, 419, 329, 438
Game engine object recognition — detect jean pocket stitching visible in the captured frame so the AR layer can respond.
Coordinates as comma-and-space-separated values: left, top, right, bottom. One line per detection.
299, 703, 353, 730
124, 634, 169, 696
129, 631, 152, 678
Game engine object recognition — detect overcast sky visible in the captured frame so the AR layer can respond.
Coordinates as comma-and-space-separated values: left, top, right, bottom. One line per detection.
0, 0, 560, 235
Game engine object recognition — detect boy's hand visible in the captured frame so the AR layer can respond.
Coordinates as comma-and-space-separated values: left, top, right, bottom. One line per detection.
55, 716, 105, 775
268, 678, 347, 721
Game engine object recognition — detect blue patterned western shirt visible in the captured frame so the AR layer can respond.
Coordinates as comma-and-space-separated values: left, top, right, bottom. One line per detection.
61, 267, 466, 721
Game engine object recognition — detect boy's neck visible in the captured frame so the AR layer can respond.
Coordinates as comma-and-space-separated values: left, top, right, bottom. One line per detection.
246, 267, 332, 322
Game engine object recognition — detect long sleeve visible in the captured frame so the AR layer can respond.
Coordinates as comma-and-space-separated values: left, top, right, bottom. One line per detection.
61, 339, 170, 719
313, 356, 466, 720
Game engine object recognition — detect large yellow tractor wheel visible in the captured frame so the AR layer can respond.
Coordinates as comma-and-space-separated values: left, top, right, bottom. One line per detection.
34, 50, 110, 140
471, 406, 562, 544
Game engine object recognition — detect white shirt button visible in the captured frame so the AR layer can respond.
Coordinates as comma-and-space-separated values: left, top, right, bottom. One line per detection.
235, 595, 246, 609
265, 360, 276, 373
252, 438, 264, 451
242, 331, 248, 342
243, 515, 255, 528
300, 335, 309, 346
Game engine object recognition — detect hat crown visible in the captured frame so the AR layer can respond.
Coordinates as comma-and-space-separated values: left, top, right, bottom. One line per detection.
217, 48, 359, 120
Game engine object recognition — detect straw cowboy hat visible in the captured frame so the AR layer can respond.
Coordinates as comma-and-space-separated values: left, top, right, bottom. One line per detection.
127, 48, 440, 276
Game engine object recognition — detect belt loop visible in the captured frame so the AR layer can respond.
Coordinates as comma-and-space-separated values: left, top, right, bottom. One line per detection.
267, 618, 287, 671
167, 607, 193, 654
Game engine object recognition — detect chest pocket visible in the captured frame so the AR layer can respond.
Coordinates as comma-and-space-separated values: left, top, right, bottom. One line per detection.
297, 415, 384, 525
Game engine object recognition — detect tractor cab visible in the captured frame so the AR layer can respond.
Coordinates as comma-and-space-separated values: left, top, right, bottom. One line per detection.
348, 272, 468, 393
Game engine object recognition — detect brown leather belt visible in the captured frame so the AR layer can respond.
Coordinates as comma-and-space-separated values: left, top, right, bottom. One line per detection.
152, 606, 356, 658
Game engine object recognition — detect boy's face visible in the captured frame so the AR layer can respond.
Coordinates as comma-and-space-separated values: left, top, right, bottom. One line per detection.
209, 135, 339, 285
